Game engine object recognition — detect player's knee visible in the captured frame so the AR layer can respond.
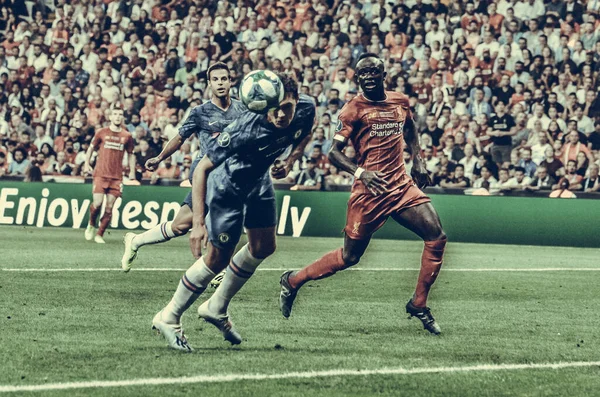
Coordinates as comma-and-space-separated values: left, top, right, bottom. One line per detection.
249, 240, 276, 259
342, 252, 361, 268
102, 208, 113, 217
426, 228, 447, 243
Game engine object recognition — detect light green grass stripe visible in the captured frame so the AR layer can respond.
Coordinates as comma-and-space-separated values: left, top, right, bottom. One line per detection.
1, 361, 600, 393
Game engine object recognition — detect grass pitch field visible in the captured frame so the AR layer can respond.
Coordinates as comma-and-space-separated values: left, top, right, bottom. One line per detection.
1, 226, 599, 396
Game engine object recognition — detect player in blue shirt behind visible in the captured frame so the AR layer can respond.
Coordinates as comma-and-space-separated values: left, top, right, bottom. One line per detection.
152, 74, 316, 351
121, 63, 245, 273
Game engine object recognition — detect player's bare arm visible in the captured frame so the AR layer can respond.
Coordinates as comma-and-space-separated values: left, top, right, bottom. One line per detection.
146, 134, 184, 171
128, 151, 136, 179
329, 139, 388, 196
83, 140, 98, 175
189, 155, 214, 258
404, 116, 432, 189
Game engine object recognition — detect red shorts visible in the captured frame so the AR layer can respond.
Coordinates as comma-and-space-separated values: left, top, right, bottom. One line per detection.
93, 177, 123, 198
345, 183, 430, 240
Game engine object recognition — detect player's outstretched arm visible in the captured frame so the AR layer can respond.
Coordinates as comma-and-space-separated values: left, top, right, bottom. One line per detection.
405, 117, 432, 189
329, 139, 388, 195
190, 155, 215, 258
146, 135, 184, 171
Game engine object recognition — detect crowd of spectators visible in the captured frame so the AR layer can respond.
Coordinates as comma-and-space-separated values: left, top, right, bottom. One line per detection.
0, 0, 599, 194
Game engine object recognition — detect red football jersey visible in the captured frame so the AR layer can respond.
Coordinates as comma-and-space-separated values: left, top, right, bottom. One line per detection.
91, 127, 134, 180
335, 91, 412, 194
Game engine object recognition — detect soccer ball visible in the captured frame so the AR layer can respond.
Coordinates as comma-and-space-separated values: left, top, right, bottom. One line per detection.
240, 70, 285, 113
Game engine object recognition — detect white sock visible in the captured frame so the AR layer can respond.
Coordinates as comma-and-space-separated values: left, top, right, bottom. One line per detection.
132, 221, 176, 250
163, 257, 216, 324
209, 244, 263, 315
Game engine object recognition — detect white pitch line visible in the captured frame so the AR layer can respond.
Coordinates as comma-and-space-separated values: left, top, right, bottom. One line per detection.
1, 361, 599, 393
2, 267, 600, 272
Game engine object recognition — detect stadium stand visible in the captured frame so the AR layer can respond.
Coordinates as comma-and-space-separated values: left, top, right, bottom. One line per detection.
0, 0, 599, 195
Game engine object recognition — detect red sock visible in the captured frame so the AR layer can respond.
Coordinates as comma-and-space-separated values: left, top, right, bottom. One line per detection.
97, 209, 113, 237
89, 205, 100, 227
289, 248, 345, 289
412, 238, 447, 307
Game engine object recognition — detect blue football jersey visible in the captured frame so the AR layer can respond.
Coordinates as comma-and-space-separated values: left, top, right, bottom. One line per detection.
206, 94, 316, 192
178, 99, 246, 181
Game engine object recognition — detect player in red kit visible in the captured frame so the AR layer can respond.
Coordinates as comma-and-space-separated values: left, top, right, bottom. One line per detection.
83, 105, 135, 244
279, 53, 447, 335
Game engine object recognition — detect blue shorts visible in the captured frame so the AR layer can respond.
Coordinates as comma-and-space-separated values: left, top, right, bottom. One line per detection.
182, 191, 193, 208
205, 173, 276, 250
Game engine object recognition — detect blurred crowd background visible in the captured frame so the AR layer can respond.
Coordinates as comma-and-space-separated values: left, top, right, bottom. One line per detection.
0, 0, 599, 195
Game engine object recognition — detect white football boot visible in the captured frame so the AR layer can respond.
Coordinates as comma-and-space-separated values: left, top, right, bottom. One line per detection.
121, 233, 138, 272
197, 300, 242, 345
84, 225, 96, 241
94, 235, 106, 244
152, 311, 193, 352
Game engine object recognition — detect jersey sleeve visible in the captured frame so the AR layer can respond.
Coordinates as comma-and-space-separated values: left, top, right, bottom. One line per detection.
178, 108, 201, 140
334, 101, 356, 142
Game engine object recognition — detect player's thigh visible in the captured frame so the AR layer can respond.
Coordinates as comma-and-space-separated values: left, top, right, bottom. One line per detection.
104, 194, 118, 210
172, 204, 193, 235
391, 202, 446, 242
203, 242, 236, 273
246, 226, 277, 259
92, 193, 105, 208
342, 233, 372, 266
244, 180, 277, 232
206, 185, 244, 255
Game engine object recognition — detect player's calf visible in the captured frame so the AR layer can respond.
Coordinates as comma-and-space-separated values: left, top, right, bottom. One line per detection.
412, 236, 447, 307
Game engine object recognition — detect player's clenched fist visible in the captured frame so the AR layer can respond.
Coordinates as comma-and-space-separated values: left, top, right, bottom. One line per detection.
145, 157, 162, 171
270, 159, 289, 179
189, 224, 209, 259
359, 170, 388, 196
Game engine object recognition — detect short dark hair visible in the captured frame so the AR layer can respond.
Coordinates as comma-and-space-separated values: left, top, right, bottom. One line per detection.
13, 147, 27, 158
207, 62, 230, 79
358, 52, 380, 62
514, 166, 526, 173
277, 73, 299, 100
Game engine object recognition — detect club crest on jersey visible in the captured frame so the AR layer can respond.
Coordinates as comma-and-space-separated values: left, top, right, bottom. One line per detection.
352, 222, 361, 235
217, 132, 231, 147
218, 233, 230, 243
294, 129, 302, 139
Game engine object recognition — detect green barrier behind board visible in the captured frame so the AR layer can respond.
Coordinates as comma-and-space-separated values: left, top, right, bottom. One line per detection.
0, 181, 598, 247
